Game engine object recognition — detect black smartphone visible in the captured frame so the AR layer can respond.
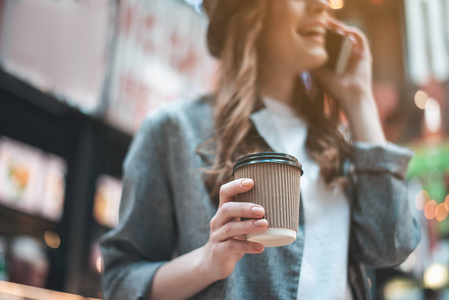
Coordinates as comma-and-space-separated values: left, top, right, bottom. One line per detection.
325, 30, 353, 75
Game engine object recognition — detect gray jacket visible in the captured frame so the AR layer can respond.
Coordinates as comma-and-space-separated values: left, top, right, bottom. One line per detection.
100, 96, 420, 300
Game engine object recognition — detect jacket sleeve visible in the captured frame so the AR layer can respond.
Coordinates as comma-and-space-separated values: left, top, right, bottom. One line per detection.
347, 142, 421, 268
100, 113, 177, 300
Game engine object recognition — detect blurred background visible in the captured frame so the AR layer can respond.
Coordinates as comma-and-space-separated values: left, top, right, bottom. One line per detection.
0, 0, 447, 299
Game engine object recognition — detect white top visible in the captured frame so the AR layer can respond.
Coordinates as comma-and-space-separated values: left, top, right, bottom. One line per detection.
262, 97, 353, 300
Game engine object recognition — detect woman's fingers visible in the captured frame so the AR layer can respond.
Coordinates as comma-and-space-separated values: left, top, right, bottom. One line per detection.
218, 239, 265, 255
327, 18, 370, 55
218, 178, 254, 208
212, 218, 268, 242
209, 179, 266, 257
327, 17, 359, 37
210, 202, 265, 230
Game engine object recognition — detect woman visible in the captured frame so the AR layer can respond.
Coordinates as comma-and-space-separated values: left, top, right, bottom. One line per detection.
100, 0, 420, 299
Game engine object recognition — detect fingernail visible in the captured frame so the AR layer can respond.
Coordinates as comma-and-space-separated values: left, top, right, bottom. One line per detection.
241, 179, 253, 187
253, 219, 267, 227
253, 243, 264, 251
251, 206, 264, 216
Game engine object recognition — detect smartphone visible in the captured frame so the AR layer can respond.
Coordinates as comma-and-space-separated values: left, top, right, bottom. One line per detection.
325, 30, 353, 75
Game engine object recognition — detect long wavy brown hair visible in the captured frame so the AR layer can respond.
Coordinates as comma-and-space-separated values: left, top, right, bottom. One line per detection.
198, 0, 351, 203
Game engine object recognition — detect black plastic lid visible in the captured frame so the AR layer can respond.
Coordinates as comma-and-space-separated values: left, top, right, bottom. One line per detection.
233, 152, 303, 176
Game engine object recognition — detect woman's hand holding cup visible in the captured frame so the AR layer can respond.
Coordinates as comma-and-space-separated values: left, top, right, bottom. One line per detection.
200, 178, 267, 281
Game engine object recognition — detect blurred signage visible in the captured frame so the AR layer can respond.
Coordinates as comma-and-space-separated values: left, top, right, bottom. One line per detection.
0, 137, 67, 222
404, 0, 449, 84
0, 0, 115, 114
93, 174, 122, 228
104, 0, 218, 134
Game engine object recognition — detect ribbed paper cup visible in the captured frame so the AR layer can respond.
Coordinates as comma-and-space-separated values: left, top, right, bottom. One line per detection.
233, 152, 303, 247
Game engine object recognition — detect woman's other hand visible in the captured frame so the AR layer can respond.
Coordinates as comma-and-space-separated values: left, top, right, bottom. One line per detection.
200, 178, 268, 281
313, 18, 373, 112
313, 18, 386, 145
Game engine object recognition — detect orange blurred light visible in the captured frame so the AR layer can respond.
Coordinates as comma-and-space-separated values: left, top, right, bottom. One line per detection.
329, 0, 344, 10
415, 190, 430, 210
44, 231, 61, 249
444, 195, 449, 211
424, 200, 438, 220
414, 90, 429, 110
436, 204, 448, 222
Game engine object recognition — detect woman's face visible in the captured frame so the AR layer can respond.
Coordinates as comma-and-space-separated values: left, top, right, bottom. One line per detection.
258, 0, 330, 75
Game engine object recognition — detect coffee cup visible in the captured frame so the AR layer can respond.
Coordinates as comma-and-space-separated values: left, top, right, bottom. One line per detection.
233, 152, 303, 247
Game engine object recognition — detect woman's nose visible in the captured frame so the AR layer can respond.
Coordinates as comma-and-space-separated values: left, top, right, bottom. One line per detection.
307, 0, 329, 14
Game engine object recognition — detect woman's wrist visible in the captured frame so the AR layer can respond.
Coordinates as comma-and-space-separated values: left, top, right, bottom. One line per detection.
150, 246, 218, 300
194, 245, 217, 283
338, 88, 374, 111
342, 92, 375, 116
344, 94, 387, 145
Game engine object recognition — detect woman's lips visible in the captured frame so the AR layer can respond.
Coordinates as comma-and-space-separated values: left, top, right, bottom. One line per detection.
297, 23, 327, 46
297, 31, 326, 46
302, 34, 325, 45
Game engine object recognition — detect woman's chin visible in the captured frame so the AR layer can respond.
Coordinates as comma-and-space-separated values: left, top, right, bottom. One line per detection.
300, 57, 328, 72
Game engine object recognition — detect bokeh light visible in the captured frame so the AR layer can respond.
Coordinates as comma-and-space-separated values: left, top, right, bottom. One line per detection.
444, 195, 449, 211
329, 0, 344, 10
435, 204, 448, 222
44, 231, 61, 249
414, 90, 429, 110
415, 190, 430, 210
424, 200, 438, 220
423, 264, 449, 289
383, 278, 420, 299
424, 98, 441, 133
96, 256, 103, 274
